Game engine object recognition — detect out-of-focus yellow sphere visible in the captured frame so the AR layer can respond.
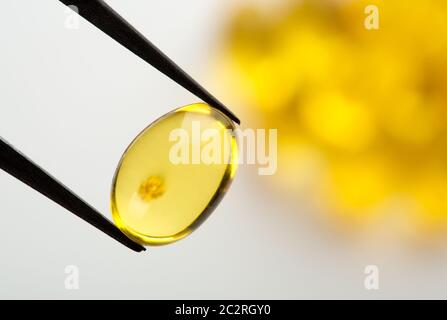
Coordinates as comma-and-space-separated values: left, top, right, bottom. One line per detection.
219, 0, 447, 238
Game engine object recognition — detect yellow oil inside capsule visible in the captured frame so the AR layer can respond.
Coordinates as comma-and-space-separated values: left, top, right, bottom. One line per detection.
111, 103, 238, 245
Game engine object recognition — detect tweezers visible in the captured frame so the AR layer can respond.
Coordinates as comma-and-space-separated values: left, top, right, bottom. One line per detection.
0, 0, 239, 252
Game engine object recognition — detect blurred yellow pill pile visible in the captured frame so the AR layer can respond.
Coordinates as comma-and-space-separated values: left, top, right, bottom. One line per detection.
218, 0, 447, 239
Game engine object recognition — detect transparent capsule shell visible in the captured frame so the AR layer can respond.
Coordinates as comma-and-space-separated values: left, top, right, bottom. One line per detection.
111, 103, 238, 245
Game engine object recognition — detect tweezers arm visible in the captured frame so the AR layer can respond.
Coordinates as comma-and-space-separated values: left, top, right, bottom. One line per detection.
0, 137, 145, 252
59, 0, 240, 124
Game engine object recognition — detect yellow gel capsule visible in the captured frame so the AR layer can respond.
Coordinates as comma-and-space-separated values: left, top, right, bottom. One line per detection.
111, 103, 238, 245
